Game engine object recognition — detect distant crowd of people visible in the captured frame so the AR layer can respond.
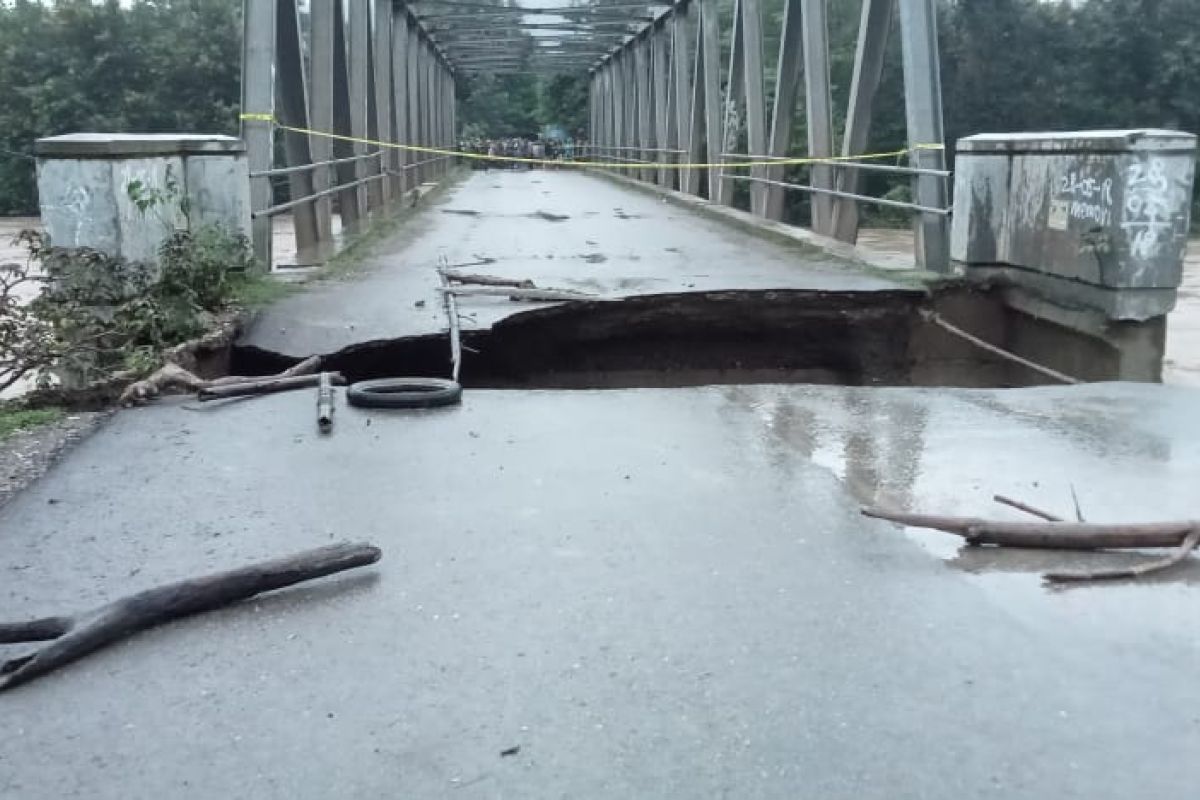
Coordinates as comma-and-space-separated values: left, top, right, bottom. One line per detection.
459, 138, 589, 170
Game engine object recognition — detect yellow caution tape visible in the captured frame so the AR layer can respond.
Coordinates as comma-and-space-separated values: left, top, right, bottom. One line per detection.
239, 113, 943, 170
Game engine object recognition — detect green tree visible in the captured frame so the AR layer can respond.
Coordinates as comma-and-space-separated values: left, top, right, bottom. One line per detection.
539, 75, 590, 137
457, 74, 541, 139
0, 0, 241, 215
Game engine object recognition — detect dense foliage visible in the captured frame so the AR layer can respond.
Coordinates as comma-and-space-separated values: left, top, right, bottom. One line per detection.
0, 0, 242, 214
0, 221, 254, 393
0, 0, 1196, 222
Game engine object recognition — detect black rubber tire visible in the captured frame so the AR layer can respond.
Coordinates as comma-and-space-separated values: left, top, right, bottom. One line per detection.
346, 377, 463, 409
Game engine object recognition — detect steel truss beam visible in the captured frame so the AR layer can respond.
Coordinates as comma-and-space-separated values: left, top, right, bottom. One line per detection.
243, 0, 951, 273
585, 0, 951, 271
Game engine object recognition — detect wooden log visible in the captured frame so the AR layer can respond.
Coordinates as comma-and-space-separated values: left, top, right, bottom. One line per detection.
1045, 526, 1200, 583
119, 354, 322, 406
441, 286, 608, 302
0, 616, 72, 644
197, 372, 346, 402
438, 263, 463, 383
921, 309, 1081, 385
0, 542, 381, 692
205, 354, 323, 388
442, 271, 536, 289
992, 494, 1061, 522
861, 507, 1196, 549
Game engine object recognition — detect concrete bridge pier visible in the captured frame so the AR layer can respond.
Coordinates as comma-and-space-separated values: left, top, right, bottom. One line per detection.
952, 129, 1198, 381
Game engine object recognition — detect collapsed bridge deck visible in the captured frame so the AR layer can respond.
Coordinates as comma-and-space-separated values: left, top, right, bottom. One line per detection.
241, 169, 917, 362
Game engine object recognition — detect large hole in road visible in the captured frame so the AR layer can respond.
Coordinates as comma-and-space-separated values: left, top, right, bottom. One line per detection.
231, 288, 1110, 389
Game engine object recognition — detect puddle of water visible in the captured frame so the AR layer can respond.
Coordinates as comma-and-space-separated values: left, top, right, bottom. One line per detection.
712, 383, 1200, 643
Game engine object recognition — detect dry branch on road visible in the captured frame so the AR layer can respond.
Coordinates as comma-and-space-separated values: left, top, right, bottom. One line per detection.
440, 286, 606, 302
120, 353, 325, 406
0, 542, 381, 692
197, 370, 344, 402
862, 502, 1200, 583
441, 271, 535, 289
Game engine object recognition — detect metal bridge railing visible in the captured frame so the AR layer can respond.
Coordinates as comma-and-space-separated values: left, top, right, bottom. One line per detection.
587, 0, 953, 270
720, 153, 952, 217
241, 0, 458, 269
252, 152, 455, 222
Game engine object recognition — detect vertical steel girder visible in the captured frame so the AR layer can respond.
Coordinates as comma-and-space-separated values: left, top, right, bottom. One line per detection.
802, 0, 835, 233
407, 20, 422, 183
331, 0, 363, 232
275, 0, 321, 263
698, 0, 722, 200
764, 0, 803, 221
715, 0, 744, 207
651, 22, 672, 187
240, 0, 276, 268
740, 0, 768, 216
422, 37, 435, 179
832, 0, 894, 242
671, 4, 693, 194
391, 8, 411, 196
309, 0, 336, 246
898, 0, 950, 272
635, 36, 653, 183
346, 0, 373, 220
373, 0, 396, 203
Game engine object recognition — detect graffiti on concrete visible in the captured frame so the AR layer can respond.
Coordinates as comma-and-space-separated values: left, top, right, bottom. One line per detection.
41, 184, 94, 247
1055, 170, 1115, 227
1121, 158, 1186, 260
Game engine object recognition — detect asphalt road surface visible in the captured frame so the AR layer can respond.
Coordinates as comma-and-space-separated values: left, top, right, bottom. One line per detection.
1, 382, 1198, 799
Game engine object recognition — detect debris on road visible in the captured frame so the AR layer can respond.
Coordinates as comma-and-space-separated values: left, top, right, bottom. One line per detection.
439, 286, 603, 302
0, 542, 382, 692
122, 352, 326, 406
316, 372, 335, 434
438, 259, 463, 383
863, 495, 1200, 582
442, 271, 535, 289
198, 371, 345, 403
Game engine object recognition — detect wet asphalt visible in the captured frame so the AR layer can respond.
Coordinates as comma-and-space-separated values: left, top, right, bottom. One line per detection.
1, 382, 1198, 799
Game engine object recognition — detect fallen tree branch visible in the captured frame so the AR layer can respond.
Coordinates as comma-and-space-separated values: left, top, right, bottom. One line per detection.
864, 504, 1200, 583
440, 286, 607, 302
197, 372, 345, 402
204, 354, 323, 388
921, 309, 1081, 385
1045, 526, 1200, 583
993, 494, 1061, 522
118, 362, 209, 405
441, 271, 535, 289
0, 616, 72, 644
121, 354, 325, 406
862, 507, 1195, 549
438, 258, 462, 382
0, 542, 381, 692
